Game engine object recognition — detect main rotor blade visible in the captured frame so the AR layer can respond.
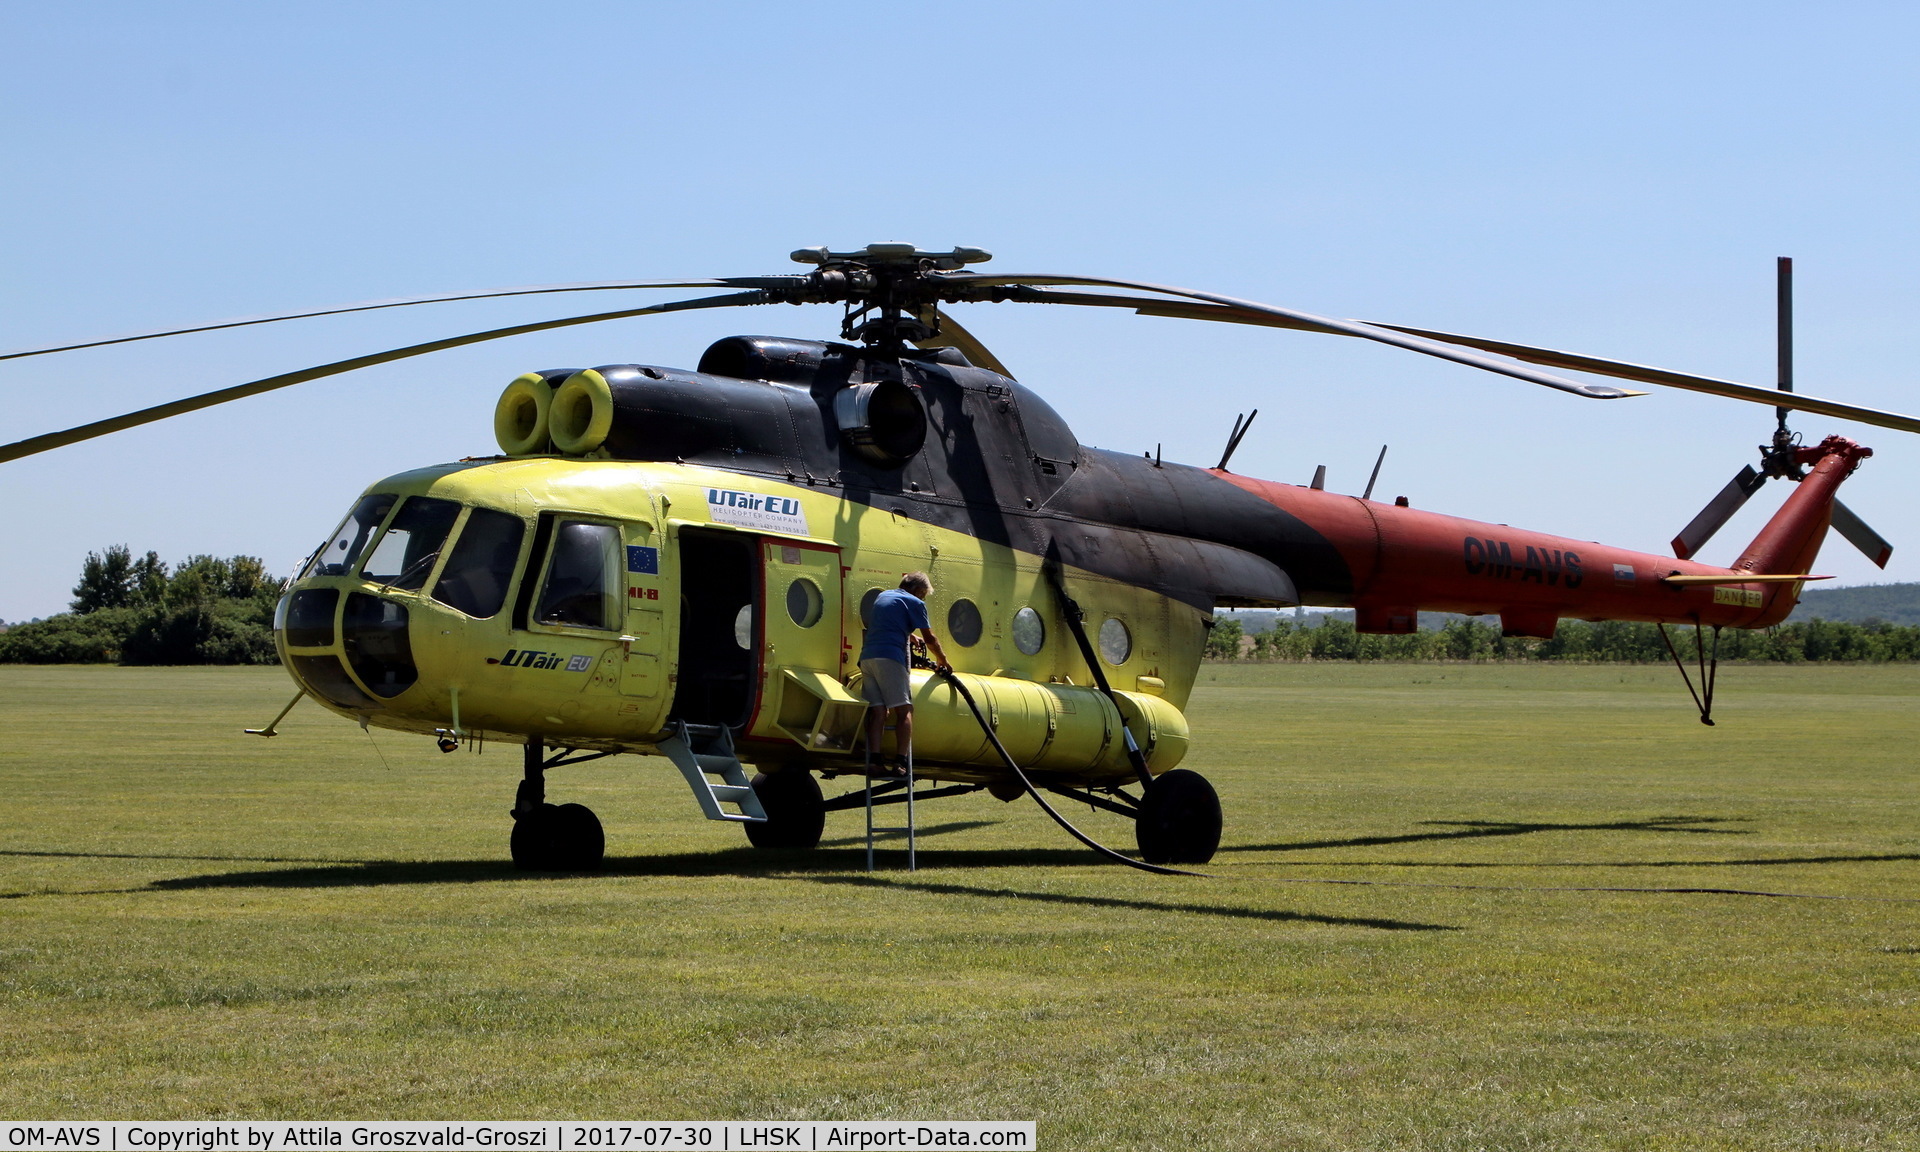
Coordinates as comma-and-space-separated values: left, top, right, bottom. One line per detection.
960, 278, 1635, 401
1830, 499, 1894, 568
949, 274, 1645, 400
0, 277, 802, 363
0, 290, 771, 464
1002, 287, 1347, 337
1368, 321, 1920, 436
1671, 465, 1767, 560
953, 274, 1920, 434
912, 307, 1015, 377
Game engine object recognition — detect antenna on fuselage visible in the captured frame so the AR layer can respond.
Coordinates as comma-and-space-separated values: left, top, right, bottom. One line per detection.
1215, 409, 1258, 471
1361, 444, 1388, 500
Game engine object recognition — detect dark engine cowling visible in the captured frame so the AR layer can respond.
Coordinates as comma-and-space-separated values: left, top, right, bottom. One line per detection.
497, 336, 937, 472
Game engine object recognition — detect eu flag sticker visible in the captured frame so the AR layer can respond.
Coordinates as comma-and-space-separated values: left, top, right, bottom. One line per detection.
626, 546, 659, 575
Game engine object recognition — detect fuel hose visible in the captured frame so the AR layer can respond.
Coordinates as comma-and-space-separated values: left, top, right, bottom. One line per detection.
936, 669, 1203, 877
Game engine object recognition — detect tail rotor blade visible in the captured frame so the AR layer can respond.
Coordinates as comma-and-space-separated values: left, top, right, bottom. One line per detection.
1672, 465, 1767, 559
1830, 499, 1894, 568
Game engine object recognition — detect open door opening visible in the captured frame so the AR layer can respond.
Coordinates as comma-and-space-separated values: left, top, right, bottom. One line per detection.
671, 528, 758, 728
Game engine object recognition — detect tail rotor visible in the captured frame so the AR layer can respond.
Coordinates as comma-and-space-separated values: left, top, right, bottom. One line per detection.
1671, 258, 1893, 569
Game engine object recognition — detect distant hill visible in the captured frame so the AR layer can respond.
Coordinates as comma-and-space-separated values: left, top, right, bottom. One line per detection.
1786, 582, 1920, 625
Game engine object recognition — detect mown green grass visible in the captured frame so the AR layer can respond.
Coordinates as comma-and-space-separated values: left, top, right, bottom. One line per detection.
2, 663, 1916, 1149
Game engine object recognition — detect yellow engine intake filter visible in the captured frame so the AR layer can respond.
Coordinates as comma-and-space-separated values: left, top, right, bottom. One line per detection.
493, 373, 554, 455
550, 369, 614, 455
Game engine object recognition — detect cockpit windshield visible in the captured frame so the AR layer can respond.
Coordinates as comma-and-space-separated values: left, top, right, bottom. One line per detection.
299, 493, 531, 620
431, 507, 525, 619
302, 493, 397, 578
360, 496, 462, 590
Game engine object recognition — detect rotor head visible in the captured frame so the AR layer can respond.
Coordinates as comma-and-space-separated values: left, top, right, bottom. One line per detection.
780, 244, 997, 351
789, 243, 993, 271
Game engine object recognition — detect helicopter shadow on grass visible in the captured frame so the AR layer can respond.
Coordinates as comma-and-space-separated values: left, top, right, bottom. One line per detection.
1222, 815, 1755, 855
128, 853, 1454, 932
1222, 815, 1920, 870
0, 820, 1003, 879
816, 820, 1000, 848
1, 846, 1098, 899
803, 875, 1454, 932
1304, 850, 1920, 870
0, 848, 361, 865
7, 827, 1456, 931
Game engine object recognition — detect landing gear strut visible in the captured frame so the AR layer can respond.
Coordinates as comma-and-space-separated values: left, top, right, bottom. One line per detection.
510, 737, 606, 871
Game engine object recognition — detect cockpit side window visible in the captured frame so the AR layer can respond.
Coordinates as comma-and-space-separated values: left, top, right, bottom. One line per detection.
303, 493, 397, 578
534, 521, 621, 630
431, 508, 526, 619
359, 496, 463, 590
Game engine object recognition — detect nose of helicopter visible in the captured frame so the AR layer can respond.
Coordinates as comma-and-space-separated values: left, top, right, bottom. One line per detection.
276, 585, 420, 710
339, 592, 419, 696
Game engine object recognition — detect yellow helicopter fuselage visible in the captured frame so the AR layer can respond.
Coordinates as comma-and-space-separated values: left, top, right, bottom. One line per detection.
276, 455, 1195, 787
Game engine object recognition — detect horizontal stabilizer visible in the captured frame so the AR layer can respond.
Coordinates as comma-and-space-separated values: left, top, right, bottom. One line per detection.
1661, 573, 1831, 586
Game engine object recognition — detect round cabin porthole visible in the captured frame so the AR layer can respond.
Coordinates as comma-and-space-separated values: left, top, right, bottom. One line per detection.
734, 604, 754, 649
859, 587, 883, 626
1011, 606, 1046, 656
1099, 617, 1132, 665
948, 598, 984, 647
787, 578, 823, 628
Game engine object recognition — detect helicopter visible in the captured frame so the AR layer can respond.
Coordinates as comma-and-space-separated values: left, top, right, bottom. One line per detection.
5, 244, 1917, 872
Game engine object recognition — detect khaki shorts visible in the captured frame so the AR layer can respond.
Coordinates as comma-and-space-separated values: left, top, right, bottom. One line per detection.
858, 657, 913, 709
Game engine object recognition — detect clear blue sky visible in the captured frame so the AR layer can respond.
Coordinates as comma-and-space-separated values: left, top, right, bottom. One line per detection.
5, 1, 1918, 619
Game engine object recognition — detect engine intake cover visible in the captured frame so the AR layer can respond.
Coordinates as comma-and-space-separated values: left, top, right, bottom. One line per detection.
833, 379, 927, 467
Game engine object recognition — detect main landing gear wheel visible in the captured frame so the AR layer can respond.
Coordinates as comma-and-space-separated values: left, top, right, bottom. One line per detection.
745, 768, 826, 850
1135, 769, 1222, 865
511, 802, 606, 871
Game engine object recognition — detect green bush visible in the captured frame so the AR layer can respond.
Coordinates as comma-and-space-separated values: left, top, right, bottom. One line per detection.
1204, 616, 1244, 659
1, 547, 281, 666
0, 607, 142, 663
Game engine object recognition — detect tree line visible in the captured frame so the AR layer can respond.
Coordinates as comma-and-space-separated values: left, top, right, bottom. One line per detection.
0, 546, 280, 664
6, 545, 1915, 666
1204, 614, 1920, 663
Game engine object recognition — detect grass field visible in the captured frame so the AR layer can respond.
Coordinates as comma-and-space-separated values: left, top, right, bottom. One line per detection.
2, 662, 1917, 1149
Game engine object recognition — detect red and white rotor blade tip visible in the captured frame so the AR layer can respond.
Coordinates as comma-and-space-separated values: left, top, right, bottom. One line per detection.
1671, 465, 1767, 560
1830, 500, 1894, 568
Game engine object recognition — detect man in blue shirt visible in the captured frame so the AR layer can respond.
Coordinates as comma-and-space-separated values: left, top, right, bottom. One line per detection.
860, 571, 950, 775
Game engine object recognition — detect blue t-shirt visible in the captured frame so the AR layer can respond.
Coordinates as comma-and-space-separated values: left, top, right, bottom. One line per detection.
860, 588, 930, 663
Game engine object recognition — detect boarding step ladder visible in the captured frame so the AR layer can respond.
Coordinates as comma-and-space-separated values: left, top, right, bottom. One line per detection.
659, 721, 766, 823
864, 744, 919, 872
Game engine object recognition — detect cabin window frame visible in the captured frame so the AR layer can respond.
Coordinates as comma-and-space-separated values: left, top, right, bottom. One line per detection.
524, 514, 628, 635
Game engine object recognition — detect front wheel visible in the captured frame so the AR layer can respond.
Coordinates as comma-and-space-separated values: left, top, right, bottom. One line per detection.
1135, 769, 1222, 864
511, 802, 605, 871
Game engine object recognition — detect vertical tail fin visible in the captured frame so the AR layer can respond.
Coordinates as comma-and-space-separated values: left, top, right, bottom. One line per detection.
1731, 436, 1872, 576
